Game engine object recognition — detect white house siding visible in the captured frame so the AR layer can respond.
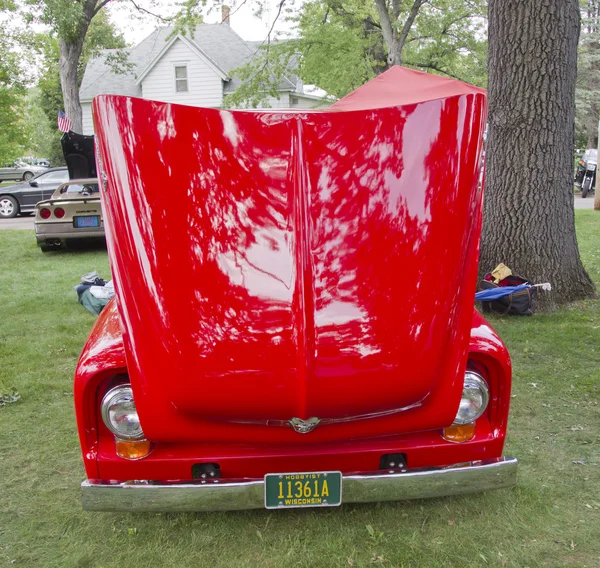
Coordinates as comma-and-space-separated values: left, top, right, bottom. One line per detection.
274, 92, 290, 108
246, 92, 287, 110
261, 92, 328, 110
141, 39, 223, 107
291, 95, 329, 110
81, 102, 95, 135
80, 86, 326, 136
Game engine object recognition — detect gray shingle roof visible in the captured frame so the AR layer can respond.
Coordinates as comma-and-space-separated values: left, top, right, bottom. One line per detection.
79, 24, 298, 101
79, 48, 141, 100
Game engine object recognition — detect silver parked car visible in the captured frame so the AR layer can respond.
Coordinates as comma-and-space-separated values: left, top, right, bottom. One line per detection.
34, 179, 104, 251
0, 161, 47, 182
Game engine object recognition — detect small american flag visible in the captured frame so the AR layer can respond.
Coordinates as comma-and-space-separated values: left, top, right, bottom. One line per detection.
57, 110, 72, 133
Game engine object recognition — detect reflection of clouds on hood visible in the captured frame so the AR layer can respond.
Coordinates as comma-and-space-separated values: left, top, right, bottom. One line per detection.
216, 235, 293, 303
156, 103, 176, 141
471, 324, 505, 351
94, 92, 486, 422
390, 100, 441, 223
315, 300, 366, 327
221, 110, 240, 147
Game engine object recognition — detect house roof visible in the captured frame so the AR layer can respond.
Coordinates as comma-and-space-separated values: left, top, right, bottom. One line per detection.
79, 24, 298, 102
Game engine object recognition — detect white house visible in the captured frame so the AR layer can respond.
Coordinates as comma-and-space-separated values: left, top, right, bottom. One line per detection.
79, 22, 328, 135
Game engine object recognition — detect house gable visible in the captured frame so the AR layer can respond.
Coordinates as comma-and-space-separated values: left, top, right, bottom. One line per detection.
135, 34, 228, 85
78, 24, 330, 134
140, 37, 224, 108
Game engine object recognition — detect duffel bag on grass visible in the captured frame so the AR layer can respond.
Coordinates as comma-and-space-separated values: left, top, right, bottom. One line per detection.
478, 274, 535, 316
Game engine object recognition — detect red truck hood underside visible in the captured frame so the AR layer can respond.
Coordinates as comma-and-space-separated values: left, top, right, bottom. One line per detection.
93, 68, 487, 444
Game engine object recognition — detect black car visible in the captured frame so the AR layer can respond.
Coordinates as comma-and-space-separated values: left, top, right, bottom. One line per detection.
0, 167, 70, 218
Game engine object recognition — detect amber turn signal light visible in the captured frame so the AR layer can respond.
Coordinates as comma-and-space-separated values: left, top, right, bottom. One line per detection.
442, 423, 475, 443
115, 438, 152, 460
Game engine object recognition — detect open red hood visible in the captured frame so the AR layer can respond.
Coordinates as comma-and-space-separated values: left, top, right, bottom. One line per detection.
93, 67, 487, 443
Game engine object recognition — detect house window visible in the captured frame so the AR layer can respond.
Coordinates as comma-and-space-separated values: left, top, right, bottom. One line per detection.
291, 97, 299, 105
174, 65, 189, 93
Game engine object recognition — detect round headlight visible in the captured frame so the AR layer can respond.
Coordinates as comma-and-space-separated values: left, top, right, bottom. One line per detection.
453, 371, 489, 425
101, 385, 144, 440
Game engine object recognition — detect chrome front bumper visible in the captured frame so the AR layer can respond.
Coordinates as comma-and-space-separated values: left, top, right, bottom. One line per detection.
82, 457, 517, 512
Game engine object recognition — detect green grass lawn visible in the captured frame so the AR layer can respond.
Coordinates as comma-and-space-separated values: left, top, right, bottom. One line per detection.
1, 216, 599, 568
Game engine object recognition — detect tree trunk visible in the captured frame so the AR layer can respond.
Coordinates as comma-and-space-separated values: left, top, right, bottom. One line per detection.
586, 130, 595, 148
375, 0, 402, 64
595, 114, 600, 209
375, 0, 425, 66
59, 38, 85, 133
586, 109, 596, 148
482, 0, 595, 309
57, 0, 100, 134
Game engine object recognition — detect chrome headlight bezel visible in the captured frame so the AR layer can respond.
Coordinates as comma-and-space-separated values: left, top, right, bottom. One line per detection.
101, 385, 144, 440
453, 371, 490, 425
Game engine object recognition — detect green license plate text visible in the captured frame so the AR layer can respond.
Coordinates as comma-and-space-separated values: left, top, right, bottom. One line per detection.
264, 471, 342, 509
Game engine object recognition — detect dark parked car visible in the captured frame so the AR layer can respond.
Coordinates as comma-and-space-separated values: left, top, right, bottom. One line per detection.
0, 167, 69, 218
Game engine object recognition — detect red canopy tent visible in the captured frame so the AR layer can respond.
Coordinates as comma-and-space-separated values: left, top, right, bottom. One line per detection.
330, 66, 486, 110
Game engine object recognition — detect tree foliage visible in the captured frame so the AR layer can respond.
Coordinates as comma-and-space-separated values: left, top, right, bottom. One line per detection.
226, 0, 487, 107
293, 0, 384, 99
22, 89, 55, 160
6, 0, 487, 121
12, 0, 125, 132
9, 0, 203, 133
0, 16, 30, 163
575, 0, 600, 148
29, 9, 127, 163
401, 0, 487, 85
0, 52, 28, 163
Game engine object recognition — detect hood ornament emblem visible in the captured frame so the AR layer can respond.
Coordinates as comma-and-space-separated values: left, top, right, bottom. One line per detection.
289, 417, 321, 434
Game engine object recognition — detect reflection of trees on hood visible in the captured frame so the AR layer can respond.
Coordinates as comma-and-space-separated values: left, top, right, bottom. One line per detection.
303, 97, 482, 360
100, 95, 484, 374
101, 99, 302, 366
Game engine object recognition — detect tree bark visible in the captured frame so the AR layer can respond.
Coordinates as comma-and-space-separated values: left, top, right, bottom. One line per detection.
482, 0, 595, 309
375, 0, 426, 65
586, 105, 597, 148
59, 38, 85, 133
594, 115, 600, 208
57, 0, 101, 134
375, 0, 401, 64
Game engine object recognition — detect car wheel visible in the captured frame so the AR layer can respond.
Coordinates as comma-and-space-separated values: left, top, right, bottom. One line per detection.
0, 196, 19, 218
22, 171, 34, 181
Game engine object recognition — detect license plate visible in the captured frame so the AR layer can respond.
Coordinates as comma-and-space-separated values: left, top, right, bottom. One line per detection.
74, 215, 100, 228
264, 471, 342, 509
